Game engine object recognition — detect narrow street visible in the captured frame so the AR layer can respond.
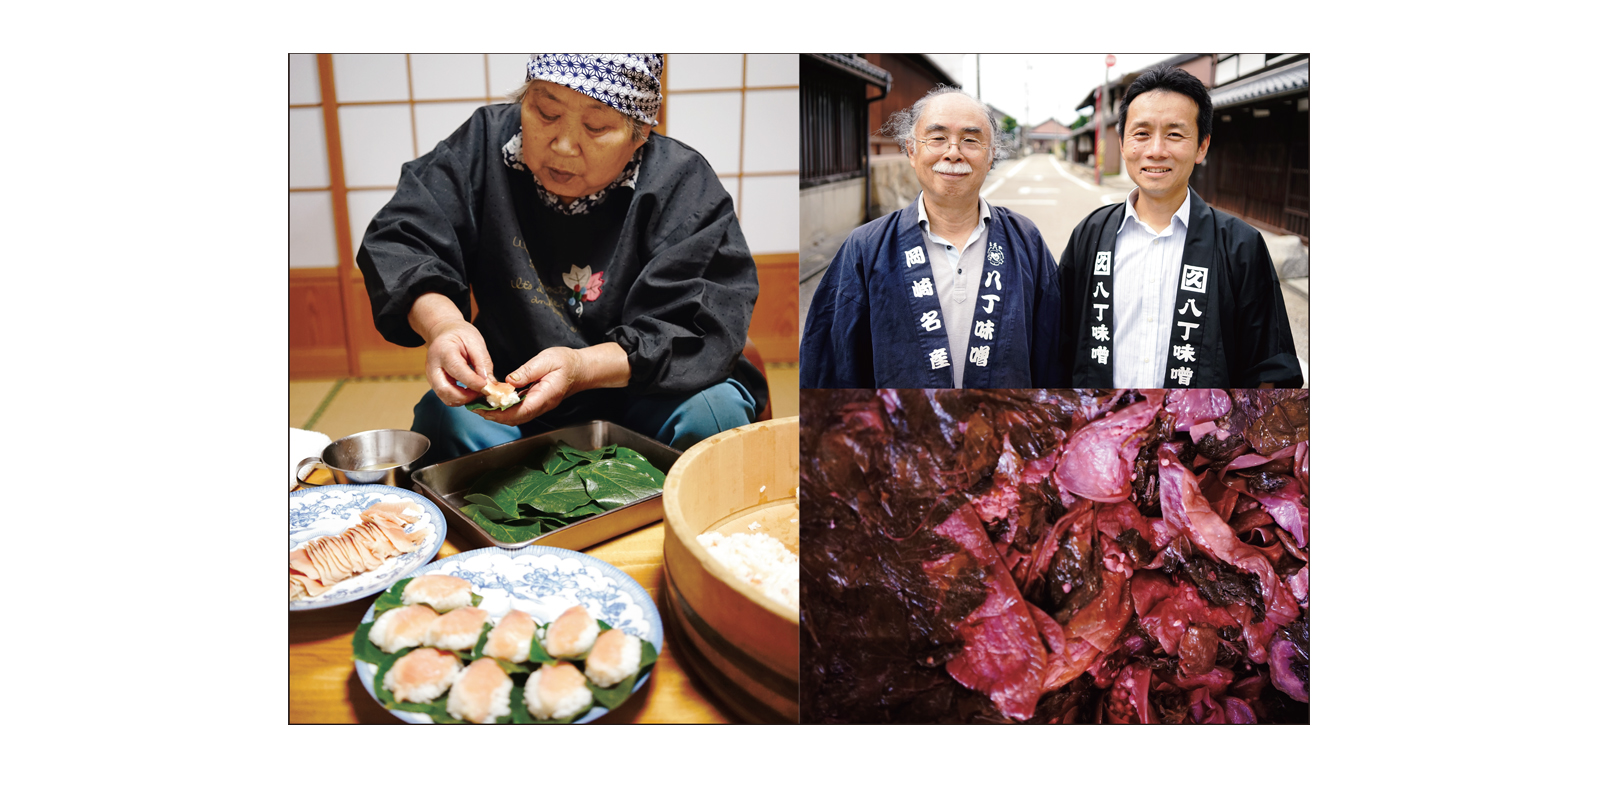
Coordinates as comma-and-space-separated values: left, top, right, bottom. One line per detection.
979, 152, 1127, 258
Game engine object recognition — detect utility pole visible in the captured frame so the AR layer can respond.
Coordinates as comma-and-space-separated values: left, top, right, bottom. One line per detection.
1097, 54, 1115, 186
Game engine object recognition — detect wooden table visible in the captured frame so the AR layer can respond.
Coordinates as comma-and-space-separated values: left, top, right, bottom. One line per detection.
289, 472, 734, 724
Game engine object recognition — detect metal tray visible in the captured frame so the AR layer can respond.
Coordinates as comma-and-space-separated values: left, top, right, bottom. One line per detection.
411, 421, 681, 552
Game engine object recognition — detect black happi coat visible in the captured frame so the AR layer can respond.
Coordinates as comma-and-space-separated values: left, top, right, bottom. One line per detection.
1059, 191, 1302, 388
356, 103, 766, 422
800, 203, 1062, 389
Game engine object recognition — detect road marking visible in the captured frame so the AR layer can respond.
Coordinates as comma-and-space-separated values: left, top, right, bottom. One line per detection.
1052, 157, 1103, 192
1005, 161, 1027, 178
1000, 198, 1059, 205
981, 177, 1007, 198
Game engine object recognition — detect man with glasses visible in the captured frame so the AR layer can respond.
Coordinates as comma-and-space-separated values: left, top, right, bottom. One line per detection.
802, 86, 1061, 388
1058, 65, 1301, 388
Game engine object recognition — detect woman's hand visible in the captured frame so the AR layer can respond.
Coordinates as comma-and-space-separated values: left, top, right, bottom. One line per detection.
423, 320, 494, 405
474, 342, 631, 426
410, 293, 492, 406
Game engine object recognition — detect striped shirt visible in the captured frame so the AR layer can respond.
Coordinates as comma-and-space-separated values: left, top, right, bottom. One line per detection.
1113, 188, 1193, 388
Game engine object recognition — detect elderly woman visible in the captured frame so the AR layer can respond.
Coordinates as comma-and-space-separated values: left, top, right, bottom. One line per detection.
358, 54, 764, 466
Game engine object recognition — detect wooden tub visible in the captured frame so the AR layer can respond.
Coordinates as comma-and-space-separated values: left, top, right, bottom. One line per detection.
661, 417, 799, 723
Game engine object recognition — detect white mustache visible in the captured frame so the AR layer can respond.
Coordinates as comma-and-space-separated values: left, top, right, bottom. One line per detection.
933, 162, 973, 175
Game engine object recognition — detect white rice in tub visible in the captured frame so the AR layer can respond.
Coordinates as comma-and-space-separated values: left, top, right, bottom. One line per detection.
697, 531, 799, 612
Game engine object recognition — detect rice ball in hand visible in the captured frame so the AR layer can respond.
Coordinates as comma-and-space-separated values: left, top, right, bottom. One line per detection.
481, 380, 521, 410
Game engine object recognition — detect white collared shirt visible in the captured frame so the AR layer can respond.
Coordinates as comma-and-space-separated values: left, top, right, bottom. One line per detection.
1112, 188, 1192, 388
916, 192, 990, 388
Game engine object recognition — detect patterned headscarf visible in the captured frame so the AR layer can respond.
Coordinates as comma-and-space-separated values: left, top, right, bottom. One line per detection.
526, 54, 664, 127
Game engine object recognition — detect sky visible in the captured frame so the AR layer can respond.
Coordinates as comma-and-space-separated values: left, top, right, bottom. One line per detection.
926, 54, 1180, 127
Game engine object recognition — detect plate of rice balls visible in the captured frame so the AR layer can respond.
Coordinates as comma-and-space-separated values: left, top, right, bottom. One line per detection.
352, 546, 663, 723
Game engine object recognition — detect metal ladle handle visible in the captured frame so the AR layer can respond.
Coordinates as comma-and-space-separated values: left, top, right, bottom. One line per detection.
295, 456, 326, 491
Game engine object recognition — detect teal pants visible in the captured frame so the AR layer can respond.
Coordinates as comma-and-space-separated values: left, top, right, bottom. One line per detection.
410, 378, 757, 467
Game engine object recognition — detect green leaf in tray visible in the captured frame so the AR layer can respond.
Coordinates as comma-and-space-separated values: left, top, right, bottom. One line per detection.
463, 493, 513, 515
515, 504, 571, 524
468, 510, 545, 544
501, 468, 566, 510
463, 502, 518, 523
566, 501, 607, 518
575, 459, 663, 510
524, 469, 594, 515
614, 447, 666, 482
540, 449, 582, 475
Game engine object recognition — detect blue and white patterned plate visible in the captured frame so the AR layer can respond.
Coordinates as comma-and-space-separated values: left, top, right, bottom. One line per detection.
355, 547, 663, 724
290, 485, 446, 612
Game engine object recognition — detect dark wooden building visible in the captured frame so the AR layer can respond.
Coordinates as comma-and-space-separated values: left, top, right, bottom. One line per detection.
801, 54, 890, 190
800, 54, 891, 248
864, 54, 960, 155
1065, 54, 1211, 174
1190, 55, 1310, 243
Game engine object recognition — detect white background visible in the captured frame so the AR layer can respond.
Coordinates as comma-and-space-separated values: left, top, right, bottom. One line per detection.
4, 4, 1589, 797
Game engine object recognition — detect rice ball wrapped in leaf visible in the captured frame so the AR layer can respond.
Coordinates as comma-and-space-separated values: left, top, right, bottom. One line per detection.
482, 610, 538, 663
425, 607, 490, 651
447, 657, 513, 724
383, 648, 461, 704
544, 605, 599, 659
524, 661, 593, 720
402, 574, 473, 612
368, 604, 439, 653
583, 628, 643, 688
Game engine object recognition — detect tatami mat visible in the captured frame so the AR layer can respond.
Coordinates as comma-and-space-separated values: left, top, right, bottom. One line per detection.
291, 365, 799, 442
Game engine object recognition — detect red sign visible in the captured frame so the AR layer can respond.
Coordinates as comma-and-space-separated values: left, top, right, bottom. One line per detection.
1106, 54, 1117, 68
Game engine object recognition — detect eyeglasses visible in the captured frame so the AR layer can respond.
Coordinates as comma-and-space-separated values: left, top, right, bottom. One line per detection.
914, 135, 990, 156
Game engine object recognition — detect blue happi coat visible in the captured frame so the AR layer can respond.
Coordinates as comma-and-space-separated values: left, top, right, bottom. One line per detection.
801, 203, 1062, 388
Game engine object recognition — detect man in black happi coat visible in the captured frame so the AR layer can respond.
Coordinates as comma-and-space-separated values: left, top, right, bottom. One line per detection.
1059, 65, 1301, 389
